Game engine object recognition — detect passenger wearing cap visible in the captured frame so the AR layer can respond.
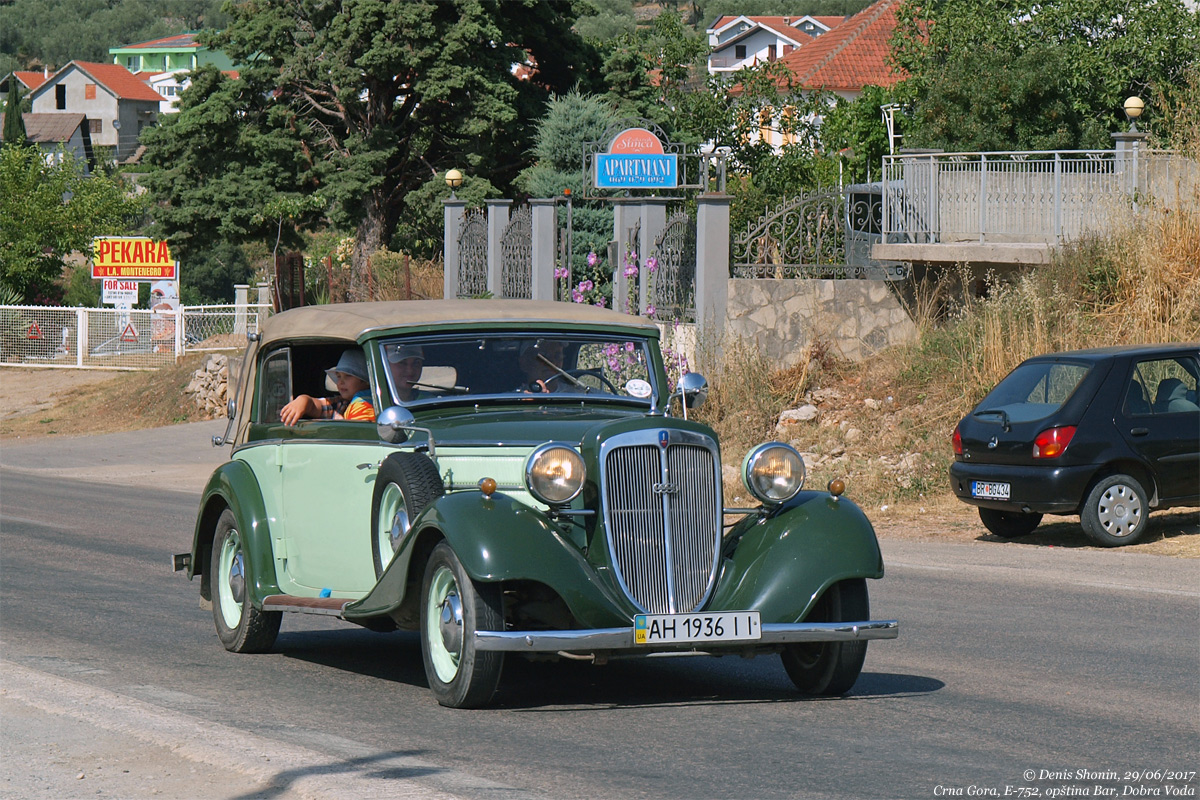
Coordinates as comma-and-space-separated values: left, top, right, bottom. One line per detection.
387, 344, 424, 402
280, 349, 376, 424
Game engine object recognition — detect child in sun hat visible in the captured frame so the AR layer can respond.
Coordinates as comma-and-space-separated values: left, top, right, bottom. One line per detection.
280, 349, 376, 424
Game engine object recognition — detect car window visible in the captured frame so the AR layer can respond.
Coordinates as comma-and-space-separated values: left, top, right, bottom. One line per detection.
378, 333, 659, 406
257, 347, 292, 423
974, 361, 1091, 424
1132, 357, 1200, 415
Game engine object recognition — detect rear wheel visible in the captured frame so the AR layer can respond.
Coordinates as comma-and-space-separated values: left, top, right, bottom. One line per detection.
1080, 474, 1147, 546
211, 509, 280, 653
420, 542, 504, 708
782, 579, 869, 697
978, 507, 1043, 538
371, 453, 444, 578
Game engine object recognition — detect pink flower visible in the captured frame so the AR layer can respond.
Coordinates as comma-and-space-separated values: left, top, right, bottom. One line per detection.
578, 279, 594, 292
572, 289, 584, 303
624, 341, 635, 352
586, 251, 599, 267
645, 256, 658, 273
623, 265, 637, 278
554, 267, 569, 279
594, 297, 607, 308
646, 304, 656, 316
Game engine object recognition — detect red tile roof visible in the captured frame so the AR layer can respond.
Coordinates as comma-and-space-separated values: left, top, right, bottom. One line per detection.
711, 15, 845, 44
0, 113, 85, 144
16, 70, 49, 90
116, 32, 202, 50
69, 61, 166, 102
777, 0, 904, 92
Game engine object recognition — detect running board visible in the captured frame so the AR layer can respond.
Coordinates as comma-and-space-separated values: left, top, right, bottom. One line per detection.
262, 594, 351, 617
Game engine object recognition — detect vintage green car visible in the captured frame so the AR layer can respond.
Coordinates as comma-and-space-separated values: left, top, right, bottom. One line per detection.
177, 300, 897, 708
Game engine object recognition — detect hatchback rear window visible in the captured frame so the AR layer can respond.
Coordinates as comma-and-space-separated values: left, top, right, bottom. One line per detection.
974, 361, 1091, 424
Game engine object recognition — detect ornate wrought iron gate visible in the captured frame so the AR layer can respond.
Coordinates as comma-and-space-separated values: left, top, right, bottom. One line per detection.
651, 212, 696, 321
500, 205, 532, 299
457, 208, 487, 298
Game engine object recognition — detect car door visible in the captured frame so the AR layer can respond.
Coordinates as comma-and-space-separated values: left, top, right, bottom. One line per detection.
1117, 354, 1200, 503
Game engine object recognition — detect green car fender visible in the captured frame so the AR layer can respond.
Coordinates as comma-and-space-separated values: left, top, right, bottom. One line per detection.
708, 491, 884, 623
191, 460, 280, 609
345, 490, 632, 629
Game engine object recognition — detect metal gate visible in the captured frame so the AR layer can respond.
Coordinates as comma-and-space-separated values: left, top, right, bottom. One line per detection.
457, 208, 487, 298
733, 190, 845, 278
651, 212, 696, 322
500, 205, 532, 299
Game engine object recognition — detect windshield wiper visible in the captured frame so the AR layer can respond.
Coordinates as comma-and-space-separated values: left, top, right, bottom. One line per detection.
411, 381, 470, 395
972, 408, 1011, 432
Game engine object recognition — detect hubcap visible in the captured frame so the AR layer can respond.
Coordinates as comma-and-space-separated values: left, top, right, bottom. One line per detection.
217, 529, 245, 628
376, 483, 409, 568
1097, 483, 1143, 538
426, 565, 462, 683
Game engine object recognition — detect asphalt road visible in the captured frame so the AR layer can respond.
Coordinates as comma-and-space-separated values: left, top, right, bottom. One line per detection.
1, 425, 1198, 800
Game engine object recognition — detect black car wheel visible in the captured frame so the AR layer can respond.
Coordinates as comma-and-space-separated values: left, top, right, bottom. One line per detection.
211, 509, 281, 653
978, 507, 1043, 538
420, 541, 505, 708
782, 579, 869, 697
1080, 474, 1148, 547
371, 453, 444, 578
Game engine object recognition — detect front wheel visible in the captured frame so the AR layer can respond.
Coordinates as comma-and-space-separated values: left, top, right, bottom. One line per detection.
978, 507, 1043, 538
1080, 474, 1148, 546
211, 509, 280, 653
420, 542, 504, 708
782, 579, 869, 696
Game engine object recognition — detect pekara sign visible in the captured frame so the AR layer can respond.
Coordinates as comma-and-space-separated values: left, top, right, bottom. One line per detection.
594, 127, 678, 190
91, 236, 178, 280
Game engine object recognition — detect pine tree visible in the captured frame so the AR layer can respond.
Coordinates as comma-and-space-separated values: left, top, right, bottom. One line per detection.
2, 75, 27, 148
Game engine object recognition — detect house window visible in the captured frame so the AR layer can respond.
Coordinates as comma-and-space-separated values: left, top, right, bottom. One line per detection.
85, 83, 96, 100
89, 119, 101, 134
56, 84, 66, 109
735, 44, 746, 60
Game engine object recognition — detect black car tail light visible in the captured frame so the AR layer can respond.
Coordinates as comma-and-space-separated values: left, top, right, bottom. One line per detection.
1033, 426, 1076, 459
952, 426, 963, 456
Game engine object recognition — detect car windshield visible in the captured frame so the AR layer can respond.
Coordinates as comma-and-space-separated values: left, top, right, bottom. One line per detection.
974, 360, 1092, 424
378, 333, 659, 407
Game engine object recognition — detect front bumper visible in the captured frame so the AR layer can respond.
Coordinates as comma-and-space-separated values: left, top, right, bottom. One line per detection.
949, 460, 1095, 514
474, 619, 899, 653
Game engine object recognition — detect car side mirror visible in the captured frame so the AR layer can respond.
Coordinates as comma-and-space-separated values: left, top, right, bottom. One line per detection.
377, 406, 414, 444
676, 372, 708, 409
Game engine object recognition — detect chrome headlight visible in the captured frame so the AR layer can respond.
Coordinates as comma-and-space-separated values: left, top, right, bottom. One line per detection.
742, 443, 806, 505
525, 443, 585, 506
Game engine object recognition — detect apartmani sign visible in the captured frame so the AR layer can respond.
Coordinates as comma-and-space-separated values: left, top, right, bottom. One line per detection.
594, 127, 678, 189
91, 236, 178, 280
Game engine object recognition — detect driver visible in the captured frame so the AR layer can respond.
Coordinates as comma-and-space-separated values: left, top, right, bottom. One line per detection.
518, 339, 570, 393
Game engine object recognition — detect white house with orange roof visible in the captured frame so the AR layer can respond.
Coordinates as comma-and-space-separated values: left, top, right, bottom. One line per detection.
28, 61, 164, 161
706, 14, 845, 73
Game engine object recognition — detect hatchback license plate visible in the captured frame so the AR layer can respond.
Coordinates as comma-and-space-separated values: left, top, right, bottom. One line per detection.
972, 481, 1011, 500
634, 612, 761, 645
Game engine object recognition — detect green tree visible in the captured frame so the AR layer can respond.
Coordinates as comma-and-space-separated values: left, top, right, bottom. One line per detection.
892, 0, 1200, 147
575, 0, 636, 40
0, 145, 145, 302
819, 85, 896, 183
2, 74, 27, 147
204, 0, 594, 293
139, 67, 316, 265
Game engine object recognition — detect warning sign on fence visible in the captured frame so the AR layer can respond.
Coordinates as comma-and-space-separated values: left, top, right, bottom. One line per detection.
92, 237, 177, 280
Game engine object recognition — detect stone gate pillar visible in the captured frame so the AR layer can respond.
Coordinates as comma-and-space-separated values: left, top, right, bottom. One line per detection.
530, 198, 558, 301
443, 196, 466, 300
611, 199, 638, 314
695, 193, 731, 338
485, 199, 512, 297
637, 199, 668, 315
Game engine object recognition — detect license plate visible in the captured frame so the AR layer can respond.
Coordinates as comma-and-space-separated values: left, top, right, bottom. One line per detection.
634, 612, 761, 645
972, 481, 1011, 500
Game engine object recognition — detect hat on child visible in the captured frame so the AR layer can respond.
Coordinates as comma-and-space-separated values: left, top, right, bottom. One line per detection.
387, 344, 425, 363
326, 349, 369, 383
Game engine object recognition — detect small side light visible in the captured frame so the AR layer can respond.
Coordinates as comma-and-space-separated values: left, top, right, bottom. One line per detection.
479, 477, 497, 498
827, 478, 845, 498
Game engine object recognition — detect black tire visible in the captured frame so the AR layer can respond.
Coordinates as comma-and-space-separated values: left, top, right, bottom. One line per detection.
211, 509, 281, 653
371, 453, 444, 578
420, 541, 505, 708
782, 579, 870, 697
978, 507, 1043, 538
1080, 473, 1148, 547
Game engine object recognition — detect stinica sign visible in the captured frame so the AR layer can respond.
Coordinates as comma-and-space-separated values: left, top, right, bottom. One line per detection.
92, 237, 177, 280
594, 127, 677, 189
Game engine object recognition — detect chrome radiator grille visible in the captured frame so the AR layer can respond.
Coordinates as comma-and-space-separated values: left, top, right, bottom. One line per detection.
601, 433, 722, 614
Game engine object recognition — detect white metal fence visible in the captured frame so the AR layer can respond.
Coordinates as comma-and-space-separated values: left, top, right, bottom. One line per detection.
881, 149, 1197, 244
0, 302, 270, 371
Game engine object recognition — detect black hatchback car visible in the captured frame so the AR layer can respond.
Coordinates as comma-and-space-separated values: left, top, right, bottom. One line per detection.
950, 343, 1200, 546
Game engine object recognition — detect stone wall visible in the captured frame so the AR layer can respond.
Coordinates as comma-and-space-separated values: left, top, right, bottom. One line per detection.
724, 278, 917, 366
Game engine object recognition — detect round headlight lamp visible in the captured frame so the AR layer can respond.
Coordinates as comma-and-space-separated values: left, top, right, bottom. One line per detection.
742, 443, 806, 506
525, 443, 585, 506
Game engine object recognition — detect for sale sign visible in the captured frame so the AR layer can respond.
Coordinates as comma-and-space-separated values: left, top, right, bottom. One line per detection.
91, 237, 177, 279
102, 279, 138, 305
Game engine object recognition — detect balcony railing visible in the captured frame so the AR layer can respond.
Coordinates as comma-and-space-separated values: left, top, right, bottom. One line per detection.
881, 149, 1196, 245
